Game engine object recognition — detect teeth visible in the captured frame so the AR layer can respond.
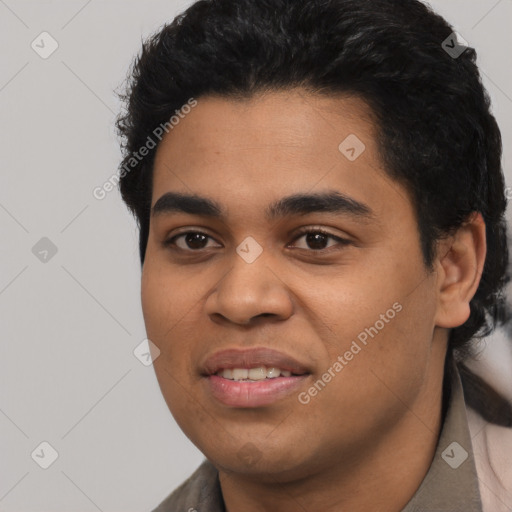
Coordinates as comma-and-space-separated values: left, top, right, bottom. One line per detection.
222, 369, 233, 379
248, 367, 266, 380
266, 367, 280, 378
217, 366, 296, 381
232, 368, 249, 380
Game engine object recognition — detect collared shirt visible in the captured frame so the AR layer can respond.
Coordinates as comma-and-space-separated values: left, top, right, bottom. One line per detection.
152, 359, 484, 512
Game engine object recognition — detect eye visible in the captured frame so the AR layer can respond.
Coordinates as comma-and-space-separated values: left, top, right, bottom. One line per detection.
163, 227, 351, 253
164, 231, 222, 251
290, 228, 351, 251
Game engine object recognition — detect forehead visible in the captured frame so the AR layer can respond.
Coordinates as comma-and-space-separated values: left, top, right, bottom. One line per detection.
150, 89, 411, 224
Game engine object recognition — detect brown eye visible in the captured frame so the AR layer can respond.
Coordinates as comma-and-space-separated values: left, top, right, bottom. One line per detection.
164, 231, 221, 251
303, 232, 330, 250
291, 228, 351, 251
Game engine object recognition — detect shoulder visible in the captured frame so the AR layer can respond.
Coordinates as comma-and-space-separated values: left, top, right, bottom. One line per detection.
467, 405, 512, 512
151, 459, 224, 512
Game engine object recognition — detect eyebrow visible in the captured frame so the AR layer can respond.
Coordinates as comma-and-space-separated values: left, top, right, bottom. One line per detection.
151, 191, 374, 222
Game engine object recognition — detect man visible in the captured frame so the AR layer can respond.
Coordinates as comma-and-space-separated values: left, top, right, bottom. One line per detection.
115, 0, 512, 510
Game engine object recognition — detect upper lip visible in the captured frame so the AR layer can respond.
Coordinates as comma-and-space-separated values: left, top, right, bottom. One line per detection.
202, 347, 310, 376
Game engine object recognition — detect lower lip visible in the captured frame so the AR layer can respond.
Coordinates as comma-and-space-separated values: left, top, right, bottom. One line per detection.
205, 374, 309, 407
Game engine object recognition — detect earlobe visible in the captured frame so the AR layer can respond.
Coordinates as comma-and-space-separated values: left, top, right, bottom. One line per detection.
434, 212, 487, 329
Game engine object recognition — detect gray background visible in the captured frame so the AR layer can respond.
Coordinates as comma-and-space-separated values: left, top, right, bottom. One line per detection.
1, 1, 511, 510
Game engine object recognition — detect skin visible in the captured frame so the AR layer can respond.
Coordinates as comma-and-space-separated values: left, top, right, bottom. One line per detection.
141, 89, 486, 512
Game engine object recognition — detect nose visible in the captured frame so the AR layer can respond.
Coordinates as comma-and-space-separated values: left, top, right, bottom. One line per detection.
204, 247, 294, 326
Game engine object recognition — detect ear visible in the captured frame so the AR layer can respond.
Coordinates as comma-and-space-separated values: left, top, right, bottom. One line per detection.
434, 212, 487, 329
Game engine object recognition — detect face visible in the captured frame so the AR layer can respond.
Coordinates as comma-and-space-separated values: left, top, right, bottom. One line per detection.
141, 89, 445, 482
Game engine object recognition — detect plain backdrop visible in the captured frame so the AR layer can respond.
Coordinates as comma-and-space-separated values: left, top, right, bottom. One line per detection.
1, 1, 511, 510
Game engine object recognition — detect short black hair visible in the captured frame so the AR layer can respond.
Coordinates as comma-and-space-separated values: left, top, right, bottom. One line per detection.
115, 0, 509, 359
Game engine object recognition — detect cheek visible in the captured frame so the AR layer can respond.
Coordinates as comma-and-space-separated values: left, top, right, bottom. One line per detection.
312, 255, 437, 374
141, 259, 187, 342
141, 261, 203, 380
140, 266, 164, 342
141, 266, 199, 424
301, 293, 437, 448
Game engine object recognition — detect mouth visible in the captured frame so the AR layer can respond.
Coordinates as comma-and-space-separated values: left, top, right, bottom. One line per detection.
215, 366, 303, 381
201, 347, 311, 407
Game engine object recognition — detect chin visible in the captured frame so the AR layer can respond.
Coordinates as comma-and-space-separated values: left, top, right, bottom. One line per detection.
204, 442, 318, 483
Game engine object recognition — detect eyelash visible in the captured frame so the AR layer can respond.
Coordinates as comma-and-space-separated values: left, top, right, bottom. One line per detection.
163, 227, 351, 253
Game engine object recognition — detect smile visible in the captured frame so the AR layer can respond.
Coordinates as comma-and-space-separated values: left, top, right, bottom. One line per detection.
201, 347, 311, 407
215, 367, 294, 381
